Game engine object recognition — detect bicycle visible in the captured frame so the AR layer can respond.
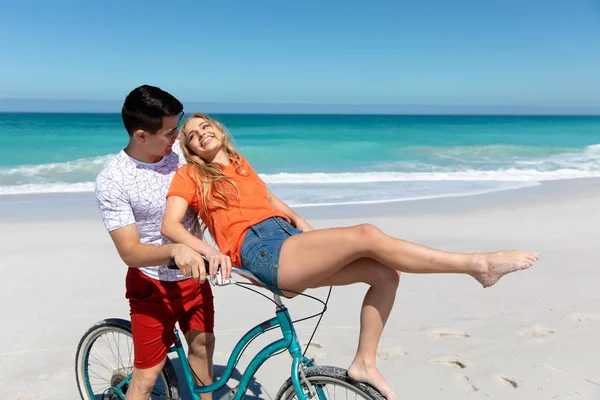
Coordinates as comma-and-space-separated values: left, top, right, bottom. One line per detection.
75, 263, 386, 399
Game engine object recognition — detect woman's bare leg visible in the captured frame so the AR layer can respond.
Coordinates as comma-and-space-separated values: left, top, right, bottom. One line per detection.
313, 258, 400, 399
278, 225, 538, 398
278, 224, 539, 295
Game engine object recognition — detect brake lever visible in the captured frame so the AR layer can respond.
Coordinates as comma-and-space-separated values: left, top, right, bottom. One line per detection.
209, 267, 233, 287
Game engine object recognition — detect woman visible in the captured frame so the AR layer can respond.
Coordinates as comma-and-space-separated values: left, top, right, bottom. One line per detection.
161, 113, 539, 399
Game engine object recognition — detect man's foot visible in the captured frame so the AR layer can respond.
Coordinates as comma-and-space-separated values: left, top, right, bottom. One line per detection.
348, 360, 395, 400
472, 251, 539, 288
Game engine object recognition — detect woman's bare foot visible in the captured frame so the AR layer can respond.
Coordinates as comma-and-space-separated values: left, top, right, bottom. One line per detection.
472, 251, 539, 288
348, 359, 395, 399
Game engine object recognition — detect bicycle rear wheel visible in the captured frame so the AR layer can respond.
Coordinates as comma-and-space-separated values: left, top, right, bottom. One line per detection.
75, 318, 180, 399
275, 365, 385, 400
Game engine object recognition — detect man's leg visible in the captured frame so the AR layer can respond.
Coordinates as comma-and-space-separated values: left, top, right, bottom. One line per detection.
178, 279, 215, 400
186, 330, 216, 400
126, 270, 180, 400
180, 279, 216, 399
126, 360, 167, 400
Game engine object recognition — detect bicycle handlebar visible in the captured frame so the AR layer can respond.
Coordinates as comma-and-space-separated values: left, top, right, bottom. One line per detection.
166, 258, 264, 288
167, 257, 209, 272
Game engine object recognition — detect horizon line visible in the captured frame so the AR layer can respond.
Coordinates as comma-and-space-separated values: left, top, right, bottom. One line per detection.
1, 98, 599, 116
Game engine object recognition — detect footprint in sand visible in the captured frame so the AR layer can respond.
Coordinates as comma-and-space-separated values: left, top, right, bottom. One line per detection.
518, 325, 554, 338
424, 328, 470, 340
570, 313, 600, 322
377, 347, 408, 360
495, 375, 519, 389
461, 375, 480, 392
431, 356, 467, 369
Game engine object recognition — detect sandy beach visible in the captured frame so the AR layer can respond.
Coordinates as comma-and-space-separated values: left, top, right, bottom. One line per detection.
1, 179, 599, 399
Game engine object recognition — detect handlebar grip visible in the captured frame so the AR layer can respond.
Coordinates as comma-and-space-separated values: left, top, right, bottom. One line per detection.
167, 258, 210, 272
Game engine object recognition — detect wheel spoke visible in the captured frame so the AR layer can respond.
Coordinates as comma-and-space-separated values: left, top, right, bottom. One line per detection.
90, 381, 110, 390
98, 334, 119, 370
113, 331, 122, 371
89, 352, 115, 374
87, 367, 110, 381
114, 331, 127, 372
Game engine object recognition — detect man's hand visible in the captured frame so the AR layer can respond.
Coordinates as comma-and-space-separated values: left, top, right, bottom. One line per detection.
172, 244, 207, 283
203, 248, 232, 280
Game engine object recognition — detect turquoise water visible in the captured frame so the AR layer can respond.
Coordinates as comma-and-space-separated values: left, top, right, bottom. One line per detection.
1, 113, 600, 205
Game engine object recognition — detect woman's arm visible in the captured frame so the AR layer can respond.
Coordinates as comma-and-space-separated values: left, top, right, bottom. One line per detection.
162, 196, 215, 255
161, 196, 232, 277
267, 189, 314, 232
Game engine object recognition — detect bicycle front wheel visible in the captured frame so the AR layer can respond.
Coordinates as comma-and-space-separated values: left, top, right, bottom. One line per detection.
75, 318, 180, 399
275, 365, 386, 400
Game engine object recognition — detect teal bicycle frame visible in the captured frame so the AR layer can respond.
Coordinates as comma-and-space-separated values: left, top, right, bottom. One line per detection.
107, 303, 324, 400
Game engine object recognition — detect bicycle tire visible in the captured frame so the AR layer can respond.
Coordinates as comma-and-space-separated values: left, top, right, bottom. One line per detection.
275, 365, 386, 400
75, 318, 180, 399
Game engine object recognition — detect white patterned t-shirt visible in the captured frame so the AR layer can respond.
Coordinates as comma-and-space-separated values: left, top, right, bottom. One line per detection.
95, 142, 197, 281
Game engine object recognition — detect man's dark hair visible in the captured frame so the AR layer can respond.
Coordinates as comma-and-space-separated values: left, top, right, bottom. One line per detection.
121, 85, 183, 136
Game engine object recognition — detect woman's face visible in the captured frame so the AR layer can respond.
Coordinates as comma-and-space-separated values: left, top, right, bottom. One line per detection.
183, 117, 223, 160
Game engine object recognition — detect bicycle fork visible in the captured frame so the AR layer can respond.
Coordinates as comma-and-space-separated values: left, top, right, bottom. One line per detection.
278, 307, 326, 400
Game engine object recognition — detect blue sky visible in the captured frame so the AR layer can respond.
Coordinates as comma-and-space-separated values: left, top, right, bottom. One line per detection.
1, 0, 600, 113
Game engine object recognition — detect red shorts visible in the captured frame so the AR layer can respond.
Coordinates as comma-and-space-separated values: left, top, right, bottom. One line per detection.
125, 268, 214, 369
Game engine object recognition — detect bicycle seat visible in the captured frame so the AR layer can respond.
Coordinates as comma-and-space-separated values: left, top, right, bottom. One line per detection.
230, 267, 269, 288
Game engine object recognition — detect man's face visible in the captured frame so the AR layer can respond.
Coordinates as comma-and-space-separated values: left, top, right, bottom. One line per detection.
144, 115, 180, 158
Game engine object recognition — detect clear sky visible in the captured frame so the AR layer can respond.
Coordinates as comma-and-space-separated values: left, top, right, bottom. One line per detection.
1, 0, 600, 112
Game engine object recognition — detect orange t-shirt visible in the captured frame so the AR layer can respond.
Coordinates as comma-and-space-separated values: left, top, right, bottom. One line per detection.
166, 156, 288, 266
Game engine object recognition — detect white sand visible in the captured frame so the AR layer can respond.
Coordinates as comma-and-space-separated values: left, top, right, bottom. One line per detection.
1, 179, 599, 399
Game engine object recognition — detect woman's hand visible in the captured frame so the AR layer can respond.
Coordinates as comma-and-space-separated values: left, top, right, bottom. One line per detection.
267, 189, 313, 232
294, 219, 314, 232
203, 248, 233, 280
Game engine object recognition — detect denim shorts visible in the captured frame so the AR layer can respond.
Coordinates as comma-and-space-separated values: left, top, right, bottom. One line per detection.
240, 217, 303, 295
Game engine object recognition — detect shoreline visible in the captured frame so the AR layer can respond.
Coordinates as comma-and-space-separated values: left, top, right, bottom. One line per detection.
1, 177, 599, 222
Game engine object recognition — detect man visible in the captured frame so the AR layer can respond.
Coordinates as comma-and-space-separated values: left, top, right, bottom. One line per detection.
95, 85, 214, 400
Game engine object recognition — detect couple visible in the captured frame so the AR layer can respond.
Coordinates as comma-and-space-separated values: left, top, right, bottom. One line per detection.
95, 85, 539, 400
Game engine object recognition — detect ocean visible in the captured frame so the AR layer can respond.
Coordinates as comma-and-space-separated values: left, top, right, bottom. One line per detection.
1, 113, 600, 206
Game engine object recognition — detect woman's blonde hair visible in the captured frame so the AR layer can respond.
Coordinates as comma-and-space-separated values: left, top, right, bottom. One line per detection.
179, 113, 247, 226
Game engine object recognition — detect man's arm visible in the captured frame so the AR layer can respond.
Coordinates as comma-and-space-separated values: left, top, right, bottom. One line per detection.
96, 176, 181, 268
95, 174, 206, 280
108, 224, 181, 268
109, 224, 208, 281
267, 189, 313, 232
